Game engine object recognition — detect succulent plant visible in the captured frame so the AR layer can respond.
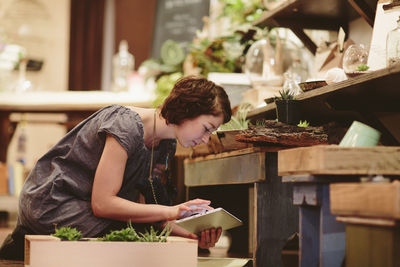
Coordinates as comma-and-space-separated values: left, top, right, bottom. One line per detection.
297, 120, 310, 127
357, 64, 369, 71
275, 88, 296, 101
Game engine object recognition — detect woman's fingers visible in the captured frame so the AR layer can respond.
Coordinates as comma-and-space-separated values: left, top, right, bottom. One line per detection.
187, 198, 211, 206
198, 228, 222, 249
216, 227, 222, 241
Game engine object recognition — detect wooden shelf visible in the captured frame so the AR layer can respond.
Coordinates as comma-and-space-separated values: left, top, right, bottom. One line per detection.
247, 65, 400, 144
254, 0, 377, 54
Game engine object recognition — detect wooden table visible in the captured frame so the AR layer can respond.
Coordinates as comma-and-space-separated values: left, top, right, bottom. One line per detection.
0, 90, 151, 163
278, 145, 400, 267
184, 147, 299, 267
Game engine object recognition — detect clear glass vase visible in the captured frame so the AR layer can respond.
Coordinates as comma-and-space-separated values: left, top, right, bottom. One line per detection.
244, 38, 283, 88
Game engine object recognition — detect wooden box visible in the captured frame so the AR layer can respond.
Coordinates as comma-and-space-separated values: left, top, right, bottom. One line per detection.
25, 235, 197, 267
330, 181, 400, 219
339, 217, 400, 267
278, 145, 400, 176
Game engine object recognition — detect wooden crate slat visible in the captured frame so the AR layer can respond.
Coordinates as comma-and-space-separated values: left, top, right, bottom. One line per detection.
278, 145, 400, 176
330, 182, 400, 219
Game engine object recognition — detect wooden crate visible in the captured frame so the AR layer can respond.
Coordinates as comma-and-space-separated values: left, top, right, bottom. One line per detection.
25, 235, 197, 267
336, 216, 400, 267
330, 181, 400, 219
278, 145, 400, 176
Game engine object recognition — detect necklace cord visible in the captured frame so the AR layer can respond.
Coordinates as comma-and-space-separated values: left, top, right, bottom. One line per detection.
148, 109, 158, 204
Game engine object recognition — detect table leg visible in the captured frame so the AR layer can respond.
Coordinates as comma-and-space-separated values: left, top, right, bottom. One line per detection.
255, 152, 299, 267
298, 184, 346, 267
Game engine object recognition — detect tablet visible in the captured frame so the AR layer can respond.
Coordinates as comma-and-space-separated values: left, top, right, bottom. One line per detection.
175, 207, 243, 234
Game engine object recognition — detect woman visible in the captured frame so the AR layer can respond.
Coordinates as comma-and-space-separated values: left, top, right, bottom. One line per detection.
0, 76, 232, 260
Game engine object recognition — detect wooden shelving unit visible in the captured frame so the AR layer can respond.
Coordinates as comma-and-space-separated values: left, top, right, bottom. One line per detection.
0, 195, 19, 214
254, 0, 377, 54
247, 65, 400, 145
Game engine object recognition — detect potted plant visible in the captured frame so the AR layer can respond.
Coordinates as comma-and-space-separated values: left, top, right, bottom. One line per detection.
274, 89, 301, 125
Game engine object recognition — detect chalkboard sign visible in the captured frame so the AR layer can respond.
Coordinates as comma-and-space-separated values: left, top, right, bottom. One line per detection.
151, 0, 210, 59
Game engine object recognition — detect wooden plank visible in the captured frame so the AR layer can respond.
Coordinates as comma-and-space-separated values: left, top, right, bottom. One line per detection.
289, 26, 317, 55
336, 216, 397, 227
282, 174, 360, 183
184, 152, 266, 186
293, 184, 321, 205
278, 145, 400, 176
330, 181, 400, 219
25, 235, 197, 267
254, 0, 353, 29
184, 147, 265, 163
348, 0, 375, 26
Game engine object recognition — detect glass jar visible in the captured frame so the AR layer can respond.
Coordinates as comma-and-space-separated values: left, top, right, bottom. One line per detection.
244, 39, 283, 88
112, 40, 135, 92
386, 16, 400, 67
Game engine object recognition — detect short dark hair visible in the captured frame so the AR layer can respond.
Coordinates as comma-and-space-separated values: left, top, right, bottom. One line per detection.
160, 76, 232, 125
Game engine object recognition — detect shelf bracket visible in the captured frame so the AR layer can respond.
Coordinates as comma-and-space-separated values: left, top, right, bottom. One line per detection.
289, 26, 317, 55
347, 0, 375, 27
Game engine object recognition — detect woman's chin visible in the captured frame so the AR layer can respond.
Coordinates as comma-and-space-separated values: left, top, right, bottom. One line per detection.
177, 140, 190, 148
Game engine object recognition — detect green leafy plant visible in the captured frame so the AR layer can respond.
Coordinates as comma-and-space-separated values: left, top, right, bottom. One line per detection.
219, 0, 266, 25
138, 225, 172, 243
357, 64, 369, 71
152, 72, 183, 108
52, 226, 82, 241
297, 120, 310, 127
99, 222, 172, 243
99, 221, 140, 242
218, 103, 252, 131
275, 89, 296, 101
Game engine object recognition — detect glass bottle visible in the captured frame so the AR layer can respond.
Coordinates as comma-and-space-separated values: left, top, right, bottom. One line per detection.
386, 16, 400, 67
112, 40, 134, 92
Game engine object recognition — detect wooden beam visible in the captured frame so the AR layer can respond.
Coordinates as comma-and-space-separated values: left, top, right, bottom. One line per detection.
348, 0, 375, 27
278, 145, 400, 176
289, 26, 317, 54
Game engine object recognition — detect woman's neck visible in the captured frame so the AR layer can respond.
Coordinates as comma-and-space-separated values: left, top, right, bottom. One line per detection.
130, 107, 175, 147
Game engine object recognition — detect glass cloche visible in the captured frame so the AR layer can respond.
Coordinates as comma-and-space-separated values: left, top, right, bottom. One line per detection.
244, 38, 283, 88
342, 44, 369, 74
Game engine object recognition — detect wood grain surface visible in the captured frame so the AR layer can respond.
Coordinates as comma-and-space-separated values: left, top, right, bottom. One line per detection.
278, 145, 400, 176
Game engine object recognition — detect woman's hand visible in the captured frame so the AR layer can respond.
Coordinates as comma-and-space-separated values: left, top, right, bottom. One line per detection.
160, 221, 222, 249
166, 198, 212, 221
198, 227, 222, 249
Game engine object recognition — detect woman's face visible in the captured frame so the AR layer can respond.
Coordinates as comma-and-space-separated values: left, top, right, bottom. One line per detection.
175, 114, 224, 148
